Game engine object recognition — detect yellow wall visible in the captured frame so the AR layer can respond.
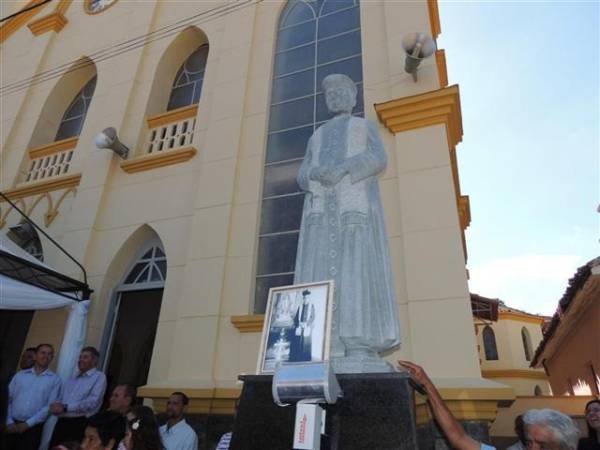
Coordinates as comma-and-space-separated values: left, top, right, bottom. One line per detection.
476, 315, 550, 395
2, 0, 488, 398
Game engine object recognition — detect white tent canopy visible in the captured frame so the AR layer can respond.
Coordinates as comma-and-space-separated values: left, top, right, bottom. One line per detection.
0, 232, 91, 450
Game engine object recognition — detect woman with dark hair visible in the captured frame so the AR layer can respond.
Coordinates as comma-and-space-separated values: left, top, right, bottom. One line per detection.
579, 399, 600, 450
81, 411, 126, 450
122, 405, 163, 450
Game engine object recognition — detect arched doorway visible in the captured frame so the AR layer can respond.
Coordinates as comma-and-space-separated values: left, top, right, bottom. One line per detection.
102, 242, 166, 391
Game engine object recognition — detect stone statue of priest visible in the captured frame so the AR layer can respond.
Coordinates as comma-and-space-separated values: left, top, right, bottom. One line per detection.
294, 73, 401, 373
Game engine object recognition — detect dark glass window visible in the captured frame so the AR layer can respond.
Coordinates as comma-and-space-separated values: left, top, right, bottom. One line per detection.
167, 45, 209, 111
7, 221, 43, 261
55, 76, 97, 141
254, 0, 363, 313
521, 327, 532, 361
483, 326, 499, 361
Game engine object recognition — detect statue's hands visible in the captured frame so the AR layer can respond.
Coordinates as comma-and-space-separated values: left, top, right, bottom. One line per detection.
309, 167, 326, 182
329, 166, 347, 185
309, 166, 347, 186
319, 166, 347, 186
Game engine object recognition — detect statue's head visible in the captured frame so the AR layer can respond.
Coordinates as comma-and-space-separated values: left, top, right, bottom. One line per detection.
322, 74, 357, 115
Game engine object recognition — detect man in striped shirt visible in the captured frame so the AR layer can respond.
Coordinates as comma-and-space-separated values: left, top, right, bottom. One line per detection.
49, 346, 107, 447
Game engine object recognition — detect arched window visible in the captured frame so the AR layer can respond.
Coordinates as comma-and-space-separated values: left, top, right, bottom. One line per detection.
254, 0, 363, 313
521, 327, 533, 361
167, 44, 209, 111
55, 75, 97, 141
7, 221, 43, 261
122, 245, 167, 286
482, 325, 499, 360
534, 385, 542, 396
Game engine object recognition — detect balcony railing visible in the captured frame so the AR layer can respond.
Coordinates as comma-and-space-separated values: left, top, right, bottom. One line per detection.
145, 105, 198, 155
24, 137, 78, 183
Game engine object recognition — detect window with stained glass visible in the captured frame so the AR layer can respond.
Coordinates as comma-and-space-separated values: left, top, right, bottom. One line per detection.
55, 76, 97, 141
167, 44, 209, 111
254, 0, 363, 313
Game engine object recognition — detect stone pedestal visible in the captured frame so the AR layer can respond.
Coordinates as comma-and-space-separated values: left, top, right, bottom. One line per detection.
230, 372, 418, 450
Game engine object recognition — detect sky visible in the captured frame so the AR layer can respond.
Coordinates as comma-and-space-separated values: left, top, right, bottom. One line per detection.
437, 1, 599, 316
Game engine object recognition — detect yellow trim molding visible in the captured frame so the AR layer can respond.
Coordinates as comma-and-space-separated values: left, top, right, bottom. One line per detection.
482, 369, 548, 380
435, 49, 448, 88
27, 11, 68, 35
427, 0, 441, 39
415, 385, 514, 425
498, 311, 546, 325
29, 137, 78, 159
458, 195, 471, 231
146, 104, 198, 129
0, 0, 50, 43
1, 174, 81, 201
374, 85, 463, 148
137, 387, 240, 415
231, 314, 265, 333
417, 399, 499, 425
120, 147, 197, 174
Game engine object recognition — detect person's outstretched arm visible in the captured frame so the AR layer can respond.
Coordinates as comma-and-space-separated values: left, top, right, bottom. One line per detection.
398, 361, 483, 450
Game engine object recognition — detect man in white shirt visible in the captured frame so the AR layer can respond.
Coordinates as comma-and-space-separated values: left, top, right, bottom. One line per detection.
5, 344, 62, 450
159, 392, 198, 450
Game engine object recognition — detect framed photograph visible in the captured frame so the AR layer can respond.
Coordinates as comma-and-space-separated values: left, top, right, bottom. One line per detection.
256, 281, 334, 374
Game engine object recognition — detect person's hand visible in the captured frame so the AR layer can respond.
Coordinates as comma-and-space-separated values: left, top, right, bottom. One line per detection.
49, 402, 65, 415
6, 423, 29, 434
397, 360, 433, 389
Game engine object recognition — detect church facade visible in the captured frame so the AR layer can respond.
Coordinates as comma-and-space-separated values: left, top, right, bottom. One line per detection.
1, 0, 511, 435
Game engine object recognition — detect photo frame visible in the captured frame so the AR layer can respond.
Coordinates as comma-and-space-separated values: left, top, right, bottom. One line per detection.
256, 280, 334, 374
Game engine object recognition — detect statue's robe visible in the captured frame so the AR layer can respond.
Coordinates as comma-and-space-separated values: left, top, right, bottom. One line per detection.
294, 115, 401, 360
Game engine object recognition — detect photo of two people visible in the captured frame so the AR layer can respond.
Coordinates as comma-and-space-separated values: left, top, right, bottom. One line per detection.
258, 281, 332, 373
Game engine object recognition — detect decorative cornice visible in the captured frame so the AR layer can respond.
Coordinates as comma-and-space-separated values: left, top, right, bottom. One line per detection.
435, 49, 448, 88
55, 0, 74, 14
137, 387, 240, 415
146, 104, 198, 129
0, 0, 49, 43
427, 0, 441, 39
374, 85, 463, 148
231, 314, 265, 333
1, 173, 81, 201
482, 369, 548, 380
498, 311, 546, 325
27, 11, 68, 36
28, 137, 78, 159
458, 195, 471, 231
120, 147, 197, 173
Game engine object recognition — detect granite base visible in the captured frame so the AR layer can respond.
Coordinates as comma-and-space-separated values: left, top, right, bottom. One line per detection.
230, 372, 418, 450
